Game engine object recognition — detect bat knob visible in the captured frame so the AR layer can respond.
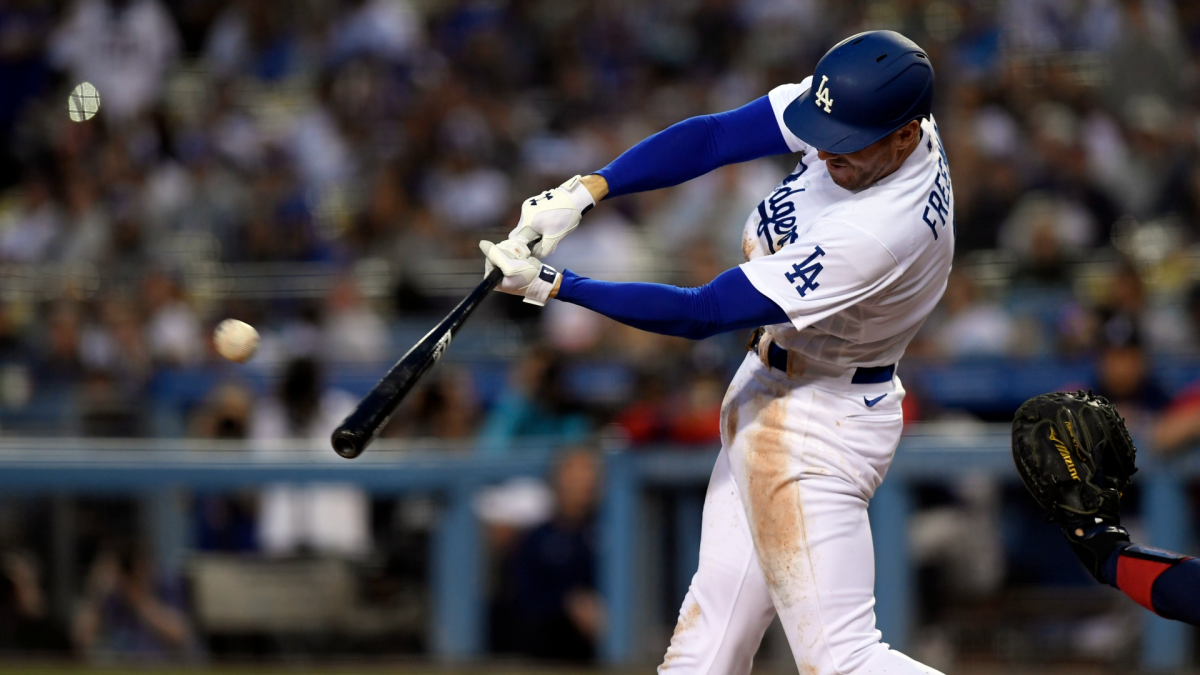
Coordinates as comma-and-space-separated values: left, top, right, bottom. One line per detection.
331, 428, 365, 459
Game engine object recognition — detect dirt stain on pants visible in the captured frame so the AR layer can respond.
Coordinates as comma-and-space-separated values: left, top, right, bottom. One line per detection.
737, 388, 823, 669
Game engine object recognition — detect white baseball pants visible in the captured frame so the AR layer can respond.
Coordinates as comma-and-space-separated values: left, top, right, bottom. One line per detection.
658, 353, 942, 675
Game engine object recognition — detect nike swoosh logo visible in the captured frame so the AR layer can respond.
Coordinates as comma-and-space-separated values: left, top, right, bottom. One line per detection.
864, 394, 887, 408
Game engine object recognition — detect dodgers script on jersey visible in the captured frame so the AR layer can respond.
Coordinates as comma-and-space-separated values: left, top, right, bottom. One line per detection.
739, 77, 955, 369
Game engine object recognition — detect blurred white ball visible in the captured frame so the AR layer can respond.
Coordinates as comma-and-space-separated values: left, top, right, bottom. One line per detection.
214, 319, 259, 363
67, 82, 101, 122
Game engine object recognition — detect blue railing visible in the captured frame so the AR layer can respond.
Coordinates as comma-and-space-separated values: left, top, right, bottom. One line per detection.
0, 431, 1192, 670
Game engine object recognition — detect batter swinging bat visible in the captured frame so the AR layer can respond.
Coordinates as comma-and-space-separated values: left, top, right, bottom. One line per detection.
331, 266, 504, 459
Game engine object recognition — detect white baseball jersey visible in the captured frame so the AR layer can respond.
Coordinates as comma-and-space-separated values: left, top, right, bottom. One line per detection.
738, 78, 955, 368
659, 80, 952, 675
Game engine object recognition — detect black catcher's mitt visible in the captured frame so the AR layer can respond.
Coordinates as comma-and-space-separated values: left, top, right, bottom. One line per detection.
1011, 391, 1138, 581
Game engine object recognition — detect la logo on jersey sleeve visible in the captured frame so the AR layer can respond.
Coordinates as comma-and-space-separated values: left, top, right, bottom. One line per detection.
784, 246, 826, 297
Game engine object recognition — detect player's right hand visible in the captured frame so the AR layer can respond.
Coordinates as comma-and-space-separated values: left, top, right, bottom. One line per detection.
480, 239, 559, 306
508, 175, 595, 258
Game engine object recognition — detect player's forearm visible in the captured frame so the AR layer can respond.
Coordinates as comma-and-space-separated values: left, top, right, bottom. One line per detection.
593, 96, 790, 198
554, 267, 788, 339
1103, 546, 1200, 625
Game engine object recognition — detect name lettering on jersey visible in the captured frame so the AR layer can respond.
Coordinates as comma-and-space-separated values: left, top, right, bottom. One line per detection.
756, 163, 808, 253
919, 124, 954, 240
784, 246, 825, 297
814, 75, 834, 113
921, 155, 952, 240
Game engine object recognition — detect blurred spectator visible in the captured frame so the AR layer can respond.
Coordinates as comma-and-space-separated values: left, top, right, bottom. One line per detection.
1154, 385, 1200, 456
49, 0, 181, 123
511, 449, 604, 662
957, 152, 1020, 253
72, 541, 194, 661
1093, 321, 1168, 430
190, 382, 253, 439
998, 193, 1097, 259
142, 271, 203, 368
55, 171, 110, 262
616, 368, 723, 446
1095, 261, 1183, 355
644, 163, 781, 266
0, 0, 53, 161
926, 270, 1016, 357
34, 302, 83, 386
422, 151, 510, 232
0, 170, 61, 262
1153, 282, 1200, 454
384, 369, 479, 440
910, 476, 1005, 619
327, 0, 421, 65
190, 383, 259, 552
322, 277, 388, 363
80, 295, 152, 388
1010, 219, 1074, 291
203, 0, 298, 82
252, 358, 368, 556
1101, 0, 1188, 110
478, 346, 589, 456
478, 476, 554, 653
0, 550, 68, 654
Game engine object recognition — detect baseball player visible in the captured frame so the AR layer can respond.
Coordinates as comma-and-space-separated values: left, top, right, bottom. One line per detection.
1013, 392, 1200, 625
484, 31, 948, 674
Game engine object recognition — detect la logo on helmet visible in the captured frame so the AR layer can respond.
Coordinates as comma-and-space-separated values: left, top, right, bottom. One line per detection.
814, 75, 834, 113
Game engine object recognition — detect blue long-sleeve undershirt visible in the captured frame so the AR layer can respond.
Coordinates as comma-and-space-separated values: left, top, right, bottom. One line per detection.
594, 96, 792, 198
555, 267, 789, 340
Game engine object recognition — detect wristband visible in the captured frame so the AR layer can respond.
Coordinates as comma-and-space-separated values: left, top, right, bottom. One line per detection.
524, 264, 561, 306
561, 175, 596, 214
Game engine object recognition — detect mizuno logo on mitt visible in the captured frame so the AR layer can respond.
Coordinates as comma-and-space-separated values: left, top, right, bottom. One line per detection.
1049, 428, 1080, 481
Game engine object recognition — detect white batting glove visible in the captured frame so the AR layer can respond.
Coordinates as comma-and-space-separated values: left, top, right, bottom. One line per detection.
480, 239, 561, 306
508, 175, 595, 258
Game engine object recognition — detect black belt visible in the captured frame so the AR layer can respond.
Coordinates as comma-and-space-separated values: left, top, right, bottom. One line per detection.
748, 328, 895, 384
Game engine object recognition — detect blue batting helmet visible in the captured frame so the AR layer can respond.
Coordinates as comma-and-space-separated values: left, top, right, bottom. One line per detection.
783, 31, 934, 154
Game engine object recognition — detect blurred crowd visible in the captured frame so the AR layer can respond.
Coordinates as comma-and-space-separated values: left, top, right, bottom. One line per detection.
2, 0, 1200, 664
0, 0, 1199, 441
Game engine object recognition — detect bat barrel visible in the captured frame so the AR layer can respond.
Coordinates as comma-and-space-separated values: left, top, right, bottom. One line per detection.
330, 266, 505, 458
332, 428, 366, 459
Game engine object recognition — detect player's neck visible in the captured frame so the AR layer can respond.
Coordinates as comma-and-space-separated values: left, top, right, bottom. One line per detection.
872, 132, 922, 186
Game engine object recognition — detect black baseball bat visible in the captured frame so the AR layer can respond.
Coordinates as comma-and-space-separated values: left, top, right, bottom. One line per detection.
331, 266, 504, 458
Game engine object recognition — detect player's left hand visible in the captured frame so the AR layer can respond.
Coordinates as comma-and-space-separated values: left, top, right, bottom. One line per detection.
480, 239, 560, 306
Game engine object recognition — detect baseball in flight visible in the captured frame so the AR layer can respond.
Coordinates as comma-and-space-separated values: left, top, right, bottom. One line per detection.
67, 82, 101, 122
213, 319, 259, 363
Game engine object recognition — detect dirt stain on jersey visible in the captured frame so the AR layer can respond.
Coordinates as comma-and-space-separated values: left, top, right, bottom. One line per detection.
724, 399, 740, 441
660, 598, 702, 669
743, 233, 757, 262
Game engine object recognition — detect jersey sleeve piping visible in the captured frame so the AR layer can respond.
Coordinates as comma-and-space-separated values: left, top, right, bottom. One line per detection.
768, 77, 812, 154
